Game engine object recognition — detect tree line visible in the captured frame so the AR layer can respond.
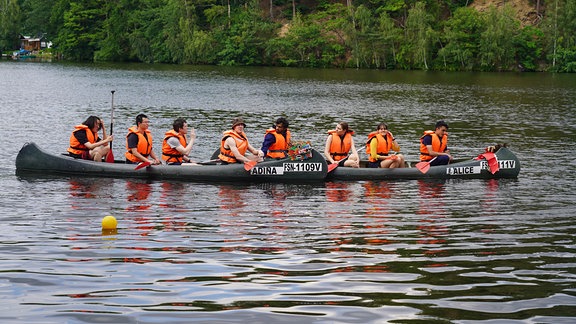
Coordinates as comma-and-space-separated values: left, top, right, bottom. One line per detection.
1, 0, 575, 72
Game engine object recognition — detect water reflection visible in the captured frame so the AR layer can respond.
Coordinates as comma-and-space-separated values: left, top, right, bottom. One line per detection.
325, 181, 353, 202
362, 181, 394, 245
415, 180, 449, 261
159, 181, 188, 210
218, 185, 248, 216
2, 64, 576, 323
126, 180, 152, 211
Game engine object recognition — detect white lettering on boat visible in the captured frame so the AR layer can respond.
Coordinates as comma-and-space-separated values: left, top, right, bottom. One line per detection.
498, 160, 516, 169
446, 166, 482, 175
250, 166, 284, 175
480, 160, 516, 170
283, 163, 322, 172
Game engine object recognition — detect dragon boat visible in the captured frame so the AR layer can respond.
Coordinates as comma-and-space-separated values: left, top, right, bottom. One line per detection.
15, 142, 520, 182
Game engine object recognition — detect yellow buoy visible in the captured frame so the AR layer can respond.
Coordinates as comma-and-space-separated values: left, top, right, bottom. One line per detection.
102, 215, 118, 230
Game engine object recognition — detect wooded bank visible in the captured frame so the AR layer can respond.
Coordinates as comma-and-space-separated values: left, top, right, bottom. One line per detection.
2, 0, 575, 72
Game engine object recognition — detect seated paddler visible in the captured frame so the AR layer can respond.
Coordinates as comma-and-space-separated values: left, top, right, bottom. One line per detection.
324, 122, 360, 168
162, 117, 196, 165
260, 117, 291, 160
420, 120, 453, 166
68, 115, 113, 162
125, 113, 161, 165
366, 122, 405, 168
218, 117, 263, 164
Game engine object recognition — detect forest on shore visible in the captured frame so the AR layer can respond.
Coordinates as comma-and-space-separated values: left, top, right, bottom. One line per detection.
1, 0, 575, 72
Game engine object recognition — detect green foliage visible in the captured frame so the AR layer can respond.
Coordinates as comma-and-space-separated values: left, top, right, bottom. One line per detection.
403, 2, 435, 70
20, 0, 52, 37
479, 5, 519, 71
0, 0, 21, 51
54, 1, 106, 61
437, 7, 483, 71
213, 1, 277, 66
12, 0, 576, 71
514, 26, 544, 71
549, 45, 576, 72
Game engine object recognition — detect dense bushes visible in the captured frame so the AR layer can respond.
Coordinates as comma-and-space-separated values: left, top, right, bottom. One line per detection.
3, 0, 575, 72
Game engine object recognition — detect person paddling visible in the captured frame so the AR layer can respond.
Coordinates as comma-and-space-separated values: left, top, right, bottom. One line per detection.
68, 116, 113, 162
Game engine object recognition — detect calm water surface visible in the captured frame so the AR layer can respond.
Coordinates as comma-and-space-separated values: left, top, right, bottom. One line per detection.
1, 61, 575, 323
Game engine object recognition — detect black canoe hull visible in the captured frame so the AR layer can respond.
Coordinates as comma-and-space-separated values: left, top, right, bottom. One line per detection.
16, 142, 520, 182
327, 147, 521, 180
16, 142, 328, 183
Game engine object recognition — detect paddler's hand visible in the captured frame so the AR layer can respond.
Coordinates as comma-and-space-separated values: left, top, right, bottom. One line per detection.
189, 128, 196, 141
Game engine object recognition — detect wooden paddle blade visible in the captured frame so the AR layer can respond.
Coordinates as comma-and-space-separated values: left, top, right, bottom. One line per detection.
105, 150, 115, 163
416, 161, 431, 174
327, 163, 339, 172
244, 160, 257, 171
135, 161, 151, 170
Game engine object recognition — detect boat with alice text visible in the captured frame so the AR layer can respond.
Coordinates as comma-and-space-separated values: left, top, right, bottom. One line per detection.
327, 145, 520, 180
15, 142, 520, 182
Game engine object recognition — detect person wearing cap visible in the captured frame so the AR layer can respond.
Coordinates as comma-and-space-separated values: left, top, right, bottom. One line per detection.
125, 113, 161, 165
366, 122, 405, 168
218, 117, 263, 164
324, 122, 360, 168
419, 120, 453, 166
260, 117, 291, 159
161, 117, 196, 165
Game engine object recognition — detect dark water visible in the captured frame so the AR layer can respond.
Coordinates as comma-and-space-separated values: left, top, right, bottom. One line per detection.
1, 61, 575, 323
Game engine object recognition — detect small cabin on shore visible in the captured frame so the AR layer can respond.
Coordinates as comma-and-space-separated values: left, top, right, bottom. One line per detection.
19, 35, 49, 52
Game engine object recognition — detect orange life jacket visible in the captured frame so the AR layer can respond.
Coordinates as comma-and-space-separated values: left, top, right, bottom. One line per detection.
265, 128, 291, 159
327, 130, 354, 161
366, 131, 394, 162
218, 130, 249, 163
420, 130, 447, 161
125, 126, 153, 163
161, 129, 187, 163
68, 124, 97, 155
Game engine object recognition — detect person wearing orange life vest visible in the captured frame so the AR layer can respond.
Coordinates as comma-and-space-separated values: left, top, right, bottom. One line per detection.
366, 122, 405, 168
68, 115, 113, 162
420, 120, 453, 166
125, 113, 161, 165
260, 117, 291, 159
218, 117, 263, 164
161, 117, 196, 165
324, 122, 360, 168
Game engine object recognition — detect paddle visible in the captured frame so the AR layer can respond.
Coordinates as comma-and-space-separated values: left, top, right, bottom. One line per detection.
416, 157, 436, 174
475, 152, 499, 174
135, 161, 151, 170
105, 90, 115, 163
327, 162, 339, 172
244, 160, 257, 171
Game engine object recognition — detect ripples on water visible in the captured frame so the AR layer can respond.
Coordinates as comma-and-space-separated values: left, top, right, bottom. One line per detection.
1, 62, 575, 323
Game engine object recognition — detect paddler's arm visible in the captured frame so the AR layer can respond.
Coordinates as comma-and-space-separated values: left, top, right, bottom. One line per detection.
130, 147, 150, 164
324, 135, 335, 164
226, 137, 250, 163
370, 138, 381, 160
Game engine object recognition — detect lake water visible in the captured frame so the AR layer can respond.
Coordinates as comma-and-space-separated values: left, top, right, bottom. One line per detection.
1, 61, 575, 323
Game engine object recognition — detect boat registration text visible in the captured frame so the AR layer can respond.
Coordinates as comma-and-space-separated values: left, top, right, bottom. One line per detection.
250, 163, 323, 176
446, 160, 516, 176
